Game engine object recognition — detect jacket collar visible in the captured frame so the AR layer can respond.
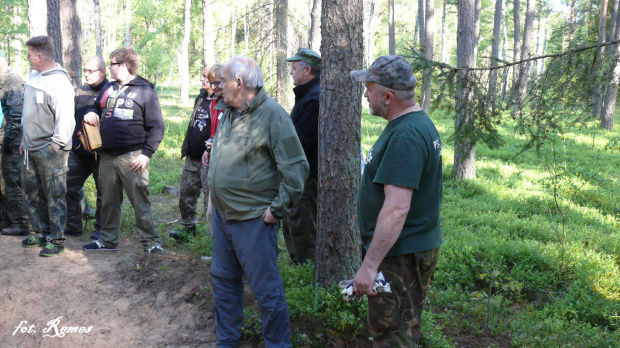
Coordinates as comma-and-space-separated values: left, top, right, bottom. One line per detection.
292, 75, 320, 98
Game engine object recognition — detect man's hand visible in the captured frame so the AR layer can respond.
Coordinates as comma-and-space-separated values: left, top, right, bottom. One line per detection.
130, 154, 150, 172
83, 112, 100, 126
202, 150, 210, 167
352, 264, 378, 297
19, 141, 24, 156
263, 207, 280, 224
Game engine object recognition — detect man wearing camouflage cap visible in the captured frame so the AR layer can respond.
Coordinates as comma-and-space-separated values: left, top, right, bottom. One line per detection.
0, 49, 30, 237
282, 48, 321, 265
350, 55, 443, 347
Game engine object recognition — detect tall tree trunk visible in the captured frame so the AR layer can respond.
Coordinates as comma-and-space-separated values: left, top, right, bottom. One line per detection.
230, 7, 237, 56
308, 0, 321, 52
94, 0, 102, 57
609, 0, 619, 46
244, 5, 249, 52
513, 0, 535, 119
418, 0, 425, 51
275, 0, 290, 109
202, 0, 215, 66
365, 0, 375, 66
473, 0, 482, 62
593, 0, 609, 120
532, 13, 541, 78
47, 0, 63, 64
501, 1, 509, 99
28, 0, 47, 37
453, 0, 479, 179
569, 0, 576, 44
421, 0, 434, 112
124, 0, 132, 46
441, 0, 447, 63
60, 0, 82, 85
179, 0, 190, 103
315, 0, 363, 288
488, 0, 503, 112
512, 0, 521, 93
540, 15, 547, 75
601, 1, 620, 129
389, 0, 396, 54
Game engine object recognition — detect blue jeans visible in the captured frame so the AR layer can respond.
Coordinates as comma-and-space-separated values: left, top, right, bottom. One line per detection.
210, 208, 292, 348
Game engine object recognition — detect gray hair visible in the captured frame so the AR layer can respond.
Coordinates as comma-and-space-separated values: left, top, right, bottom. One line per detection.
376, 83, 415, 101
226, 56, 264, 88
296, 60, 321, 77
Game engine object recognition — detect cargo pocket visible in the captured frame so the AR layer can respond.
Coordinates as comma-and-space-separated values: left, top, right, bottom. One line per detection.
367, 291, 400, 334
50, 168, 68, 197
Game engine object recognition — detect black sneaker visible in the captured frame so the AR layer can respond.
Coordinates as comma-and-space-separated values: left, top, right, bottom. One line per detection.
22, 236, 47, 248
64, 230, 84, 237
83, 240, 118, 251
39, 244, 65, 257
145, 243, 165, 254
90, 229, 101, 240
169, 226, 196, 242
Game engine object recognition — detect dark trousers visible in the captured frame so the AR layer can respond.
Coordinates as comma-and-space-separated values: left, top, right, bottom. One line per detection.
210, 208, 292, 348
66, 151, 101, 233
282, 176, 317, 264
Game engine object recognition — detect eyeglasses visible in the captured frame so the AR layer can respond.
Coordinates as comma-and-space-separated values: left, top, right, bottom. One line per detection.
84, 69, 102, 74
109, 62, 124, 67
209, 81, 222, 87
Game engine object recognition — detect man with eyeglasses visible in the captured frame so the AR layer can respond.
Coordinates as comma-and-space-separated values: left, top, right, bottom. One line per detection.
170, 64, 222, 242
64, 56, 108, 240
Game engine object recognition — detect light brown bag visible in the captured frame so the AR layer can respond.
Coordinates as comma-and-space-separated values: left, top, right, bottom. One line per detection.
76, 120, 102, 152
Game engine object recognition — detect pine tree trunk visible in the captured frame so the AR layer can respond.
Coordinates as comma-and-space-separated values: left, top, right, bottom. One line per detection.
453, 0, 479, 179
365, 0, 375, 66
532, 13, 541, 78
94, 0, 102, 57
179, 0, 190, 103
46, 0, 63, 64
540, 16, 547, 75
421, 0, 434, 112
60, 0, 82, 85
124, 0, 131, 46
488, 0, 503, 111
244, 5, 249, 52
512, 0, 521, 94
389, 0, 396, 54
473, 0, 481, 61
309, 0, 321, 52
513, 0, 535, 119
315, 0, 363, 288
230, 6, 237, 56
418, 0, 425, 51
202, 0, 215, 66
593, 0, 609, 120
275, 0, 290, 109
501, 1, 509, 99
601, 1, 620, 129
441, 1, 447, 63
569, 0, 576, 44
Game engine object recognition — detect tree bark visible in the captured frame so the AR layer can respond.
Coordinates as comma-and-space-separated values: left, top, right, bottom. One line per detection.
28, 0, 47, 37
94, 0, 102, 57
418, 0, 425, 51
421, 0, 434, 112
512, 0, 521, 93
124, 0, 132, 46
513, 0, 535, 119
488, 0, 503, 111
46, 0, 63, 64
601, 0, 620, 129
365, 0, 375, 66
441, 0, 447, 63
569, 0, 576, 44
230, 6, 237, 56
593, 0, 609, 120
473, 0, 482, 61
501, 1, 509, 99
179, 0, 190, 103
308, 0, 321, 52
202, 0, 215, 66
532, 13, 540, 78
315, 0, 363, 288
389, 0, 395, 55
275, 0, 290, 109
60, 0, 82, 85
453, 0, 479, 179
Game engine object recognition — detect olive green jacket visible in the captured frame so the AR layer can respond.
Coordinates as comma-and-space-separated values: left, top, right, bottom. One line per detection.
207, 88, 309, 221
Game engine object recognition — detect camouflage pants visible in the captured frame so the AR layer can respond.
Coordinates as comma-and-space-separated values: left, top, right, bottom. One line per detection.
2, 142, 28, 227
368, 247, 440, 348
282, 176, 317, 264
21, 145, 69, 246
179, 157, 208, 228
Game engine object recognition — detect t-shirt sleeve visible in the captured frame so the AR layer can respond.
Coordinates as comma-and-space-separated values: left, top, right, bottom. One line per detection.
373, 135, 424, 190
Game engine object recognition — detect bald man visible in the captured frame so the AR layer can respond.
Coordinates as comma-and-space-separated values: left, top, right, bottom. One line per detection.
64, 56, 108, 239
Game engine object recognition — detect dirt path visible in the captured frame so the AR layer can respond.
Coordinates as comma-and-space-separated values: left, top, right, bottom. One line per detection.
0, 234, 216, 347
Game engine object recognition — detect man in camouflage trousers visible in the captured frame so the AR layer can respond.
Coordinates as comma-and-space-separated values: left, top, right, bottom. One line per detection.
20, 36, 75, 257
350, 56, 443, 347
0, 49, 30, 236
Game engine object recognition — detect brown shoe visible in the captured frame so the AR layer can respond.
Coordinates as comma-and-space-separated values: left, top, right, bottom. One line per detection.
1, 226, 31, 236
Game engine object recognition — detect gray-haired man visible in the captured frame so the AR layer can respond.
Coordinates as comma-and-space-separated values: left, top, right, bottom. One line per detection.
351, 55, 443, 347
207, 56, 308, 347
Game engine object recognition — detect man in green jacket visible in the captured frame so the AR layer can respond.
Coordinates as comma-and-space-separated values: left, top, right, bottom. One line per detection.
207, 56, 309, 348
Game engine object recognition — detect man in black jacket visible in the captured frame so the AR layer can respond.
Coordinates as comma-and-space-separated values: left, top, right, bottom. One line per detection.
282, 48, 321, 265
64, 56, 108, 239
82, 47, 165, 253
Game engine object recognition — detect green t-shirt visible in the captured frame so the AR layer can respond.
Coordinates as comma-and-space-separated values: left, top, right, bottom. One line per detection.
358, 110, 443, 257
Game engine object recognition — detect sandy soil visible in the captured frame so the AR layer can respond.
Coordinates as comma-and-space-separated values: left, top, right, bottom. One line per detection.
0, 234, 217, 348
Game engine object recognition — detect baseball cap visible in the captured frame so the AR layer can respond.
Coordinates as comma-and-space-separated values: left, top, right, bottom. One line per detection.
286, 48, 321, 68
350, 55, 417, 91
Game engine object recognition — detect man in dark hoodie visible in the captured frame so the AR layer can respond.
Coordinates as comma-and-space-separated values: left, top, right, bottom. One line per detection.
282, 48, 321, 265
82, 47, 165, 253
64, 56, 108, 240
20, 36, 75, 257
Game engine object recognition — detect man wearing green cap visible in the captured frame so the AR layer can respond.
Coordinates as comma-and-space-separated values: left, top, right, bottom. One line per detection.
283, 47, 321, 265
0, 49, 30, 237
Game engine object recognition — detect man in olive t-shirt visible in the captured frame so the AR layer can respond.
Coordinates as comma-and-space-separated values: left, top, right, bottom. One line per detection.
350, 55, 443, 347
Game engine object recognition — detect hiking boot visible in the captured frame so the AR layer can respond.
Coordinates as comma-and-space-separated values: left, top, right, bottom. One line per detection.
22, 235, 47, 248
83, 240, 118, 251
90, 229, 100, 240
1, 225, 31, 236
169, 226, 196, 242
64, 230, 83, 237
145, 243, 165, 254
39, 244, 65, 257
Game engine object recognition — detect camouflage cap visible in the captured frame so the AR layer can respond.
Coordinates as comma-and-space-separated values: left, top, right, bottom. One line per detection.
286, 48, 321, 67
350, 55, 417, 91
0, 49, 5, 58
